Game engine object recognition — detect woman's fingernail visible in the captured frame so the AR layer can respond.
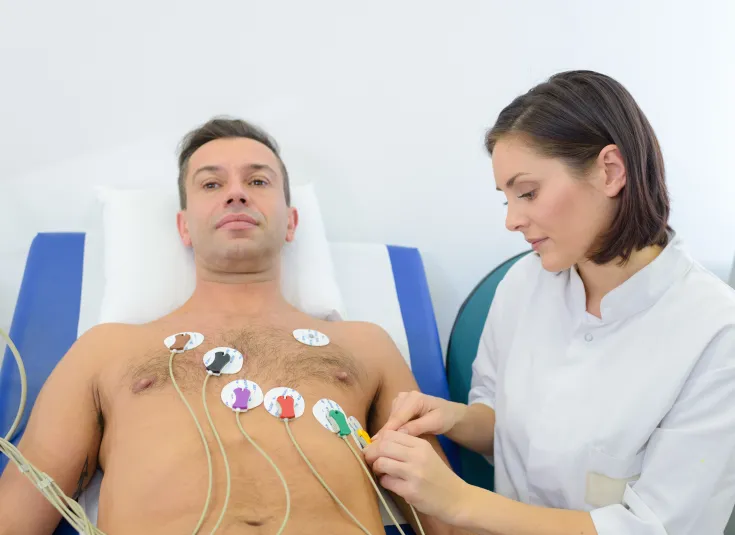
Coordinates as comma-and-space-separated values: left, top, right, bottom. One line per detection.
398, 427, 408, 433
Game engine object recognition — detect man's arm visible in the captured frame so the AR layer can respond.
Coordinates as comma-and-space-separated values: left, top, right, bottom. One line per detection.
359, 323, 472, 535
0, 325, 109, 535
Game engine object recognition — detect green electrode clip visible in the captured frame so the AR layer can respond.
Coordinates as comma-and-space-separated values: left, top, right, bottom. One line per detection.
328, 410, 352, 437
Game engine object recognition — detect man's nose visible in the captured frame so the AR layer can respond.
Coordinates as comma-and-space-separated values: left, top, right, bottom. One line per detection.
224, 181, 249, 206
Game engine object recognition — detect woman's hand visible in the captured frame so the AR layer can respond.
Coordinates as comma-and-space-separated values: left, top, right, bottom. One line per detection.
363, 430, 470, 524
374, 390, 466, 440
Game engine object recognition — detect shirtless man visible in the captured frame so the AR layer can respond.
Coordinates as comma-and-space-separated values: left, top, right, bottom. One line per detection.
0, 118, 465, 535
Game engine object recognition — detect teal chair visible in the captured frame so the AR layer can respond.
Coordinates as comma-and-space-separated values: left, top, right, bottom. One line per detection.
445, 250, 530, 491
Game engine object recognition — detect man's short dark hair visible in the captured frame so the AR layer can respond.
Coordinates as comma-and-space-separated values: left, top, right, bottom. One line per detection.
177, 116, 290, 209
485, 70, 671, 265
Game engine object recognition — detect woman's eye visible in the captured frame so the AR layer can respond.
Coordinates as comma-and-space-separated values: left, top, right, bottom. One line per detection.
518, 190, 537, 200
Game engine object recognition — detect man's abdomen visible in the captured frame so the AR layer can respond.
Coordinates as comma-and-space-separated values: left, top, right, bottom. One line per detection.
96, 383, 383, 535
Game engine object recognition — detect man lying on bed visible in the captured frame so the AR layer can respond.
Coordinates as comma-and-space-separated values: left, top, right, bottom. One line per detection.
0, 118, 467, 535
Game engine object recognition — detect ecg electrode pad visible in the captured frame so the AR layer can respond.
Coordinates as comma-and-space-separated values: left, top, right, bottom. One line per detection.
312, 398, 347, 431
265, 387, 306, 419
203, 347, 244, 375
293, 329, 330, 347
221, 380, 264, 411
164, 332, 204, 352
346, 416, 370, 449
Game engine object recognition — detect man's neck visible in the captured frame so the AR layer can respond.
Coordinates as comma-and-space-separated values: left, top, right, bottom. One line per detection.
576, 245, 663, 317
179, 271, 290, 318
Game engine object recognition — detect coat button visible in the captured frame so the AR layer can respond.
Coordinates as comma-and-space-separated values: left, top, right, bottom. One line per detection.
584, 333, 593, 342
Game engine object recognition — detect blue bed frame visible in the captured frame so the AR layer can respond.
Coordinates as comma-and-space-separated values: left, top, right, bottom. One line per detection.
0, 232, 460, 535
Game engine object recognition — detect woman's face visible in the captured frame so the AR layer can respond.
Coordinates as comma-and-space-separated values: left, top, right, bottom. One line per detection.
492, 135, 625, 272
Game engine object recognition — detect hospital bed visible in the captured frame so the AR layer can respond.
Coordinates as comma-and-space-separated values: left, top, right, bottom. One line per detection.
0, 231, 461, 535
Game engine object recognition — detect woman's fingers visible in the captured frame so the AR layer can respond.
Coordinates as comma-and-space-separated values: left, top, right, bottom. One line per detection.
364, 431, 418, 466
398, 410, 443, 437
372, 456, 411, 480
377, 391, 430, 439
373, 436, 470, 522
379, 474, 408, 497
391, 391, 409, 412
380, 392, 424, 434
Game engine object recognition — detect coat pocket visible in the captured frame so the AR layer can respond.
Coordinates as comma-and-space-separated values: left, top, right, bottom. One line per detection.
585, 447, 644, 508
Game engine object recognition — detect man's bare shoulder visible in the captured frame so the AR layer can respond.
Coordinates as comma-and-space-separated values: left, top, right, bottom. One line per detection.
75, 321, 142, 343
326, 320, 389, 338
323, 320, 403, 361
64, 322, 146, 367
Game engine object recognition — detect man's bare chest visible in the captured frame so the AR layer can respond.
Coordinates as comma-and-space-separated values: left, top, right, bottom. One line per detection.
110, 323, 371, 400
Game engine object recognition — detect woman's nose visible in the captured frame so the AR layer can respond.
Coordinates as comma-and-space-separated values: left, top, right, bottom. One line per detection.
505, 204, 528, 232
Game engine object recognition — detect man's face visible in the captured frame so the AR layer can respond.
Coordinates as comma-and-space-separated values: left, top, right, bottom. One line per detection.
176, 137, 298, 274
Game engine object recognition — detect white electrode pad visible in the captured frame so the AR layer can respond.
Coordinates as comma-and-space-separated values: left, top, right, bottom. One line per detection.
312, 398, 346, 432
164, 332, 204, 352
264, 387, 306, 419
293, 329, 330, 347
202, 347, 244, 375
221, 380, 264, 412
347, 416, 364, 434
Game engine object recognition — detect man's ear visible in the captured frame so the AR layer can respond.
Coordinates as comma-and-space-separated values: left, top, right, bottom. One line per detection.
176, 210, 192, 247
597, 144, 626, 198
285, 207, 299, 243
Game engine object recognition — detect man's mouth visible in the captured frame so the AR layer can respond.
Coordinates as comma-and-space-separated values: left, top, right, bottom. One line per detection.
216, 213, 258, 229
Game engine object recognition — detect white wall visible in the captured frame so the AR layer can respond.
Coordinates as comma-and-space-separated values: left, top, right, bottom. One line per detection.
1, 0, 734, 352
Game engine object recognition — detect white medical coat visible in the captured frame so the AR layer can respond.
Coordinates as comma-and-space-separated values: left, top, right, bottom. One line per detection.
468, 233, 735, 534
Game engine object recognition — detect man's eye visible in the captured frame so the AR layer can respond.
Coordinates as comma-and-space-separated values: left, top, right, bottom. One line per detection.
203, 182, 219, 189
251, 178, 268, 186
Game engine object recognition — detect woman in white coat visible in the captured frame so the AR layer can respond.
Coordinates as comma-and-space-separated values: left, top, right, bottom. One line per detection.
364, 70, 735, 535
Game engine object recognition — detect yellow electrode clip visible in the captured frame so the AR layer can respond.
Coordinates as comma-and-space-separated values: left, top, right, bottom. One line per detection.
356, 429, 371, 449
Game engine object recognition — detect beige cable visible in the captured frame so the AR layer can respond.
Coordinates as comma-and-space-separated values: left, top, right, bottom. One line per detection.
0, 327, 106, 534
0, 436, 106, 534
168, 349, 214, 535
409, 503, 426, 535
283, 419, 373, 535
201, 374, 231, 535
342, 436, 419, 535
0, 328, 27, 443
235, 412, 291, 535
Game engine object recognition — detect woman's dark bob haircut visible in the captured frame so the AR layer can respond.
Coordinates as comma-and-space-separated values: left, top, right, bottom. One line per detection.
486, 70, 671, 265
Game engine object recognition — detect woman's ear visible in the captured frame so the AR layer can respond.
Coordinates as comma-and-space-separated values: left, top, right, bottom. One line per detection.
598, 144, 626, 198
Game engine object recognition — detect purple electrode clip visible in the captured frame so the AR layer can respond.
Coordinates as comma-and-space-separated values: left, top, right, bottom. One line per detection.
232, 387, 251, 411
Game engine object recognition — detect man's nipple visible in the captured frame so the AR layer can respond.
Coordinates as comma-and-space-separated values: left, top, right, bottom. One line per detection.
132, 377, 155, 394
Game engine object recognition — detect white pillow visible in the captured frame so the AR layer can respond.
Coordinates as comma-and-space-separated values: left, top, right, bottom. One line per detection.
96, 183, 344, 324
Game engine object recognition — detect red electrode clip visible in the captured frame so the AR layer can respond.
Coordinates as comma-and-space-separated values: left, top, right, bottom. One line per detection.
277, 395, 296, 419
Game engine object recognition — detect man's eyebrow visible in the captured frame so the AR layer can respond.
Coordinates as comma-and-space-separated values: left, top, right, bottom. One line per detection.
496, 172, 530, 191
190, 163, 278, 182
244, 163, 277, 177
191, 165, 223, 182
